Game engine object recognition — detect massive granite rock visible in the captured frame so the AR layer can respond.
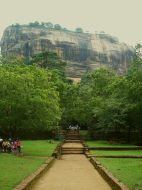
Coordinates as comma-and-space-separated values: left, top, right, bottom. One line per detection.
1, 25, 134, 79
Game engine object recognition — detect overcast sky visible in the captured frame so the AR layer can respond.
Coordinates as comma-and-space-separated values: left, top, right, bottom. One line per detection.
0, 0, 142, 46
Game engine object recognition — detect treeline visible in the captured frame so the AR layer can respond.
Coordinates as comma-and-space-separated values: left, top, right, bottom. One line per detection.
0, 53, 68, 139
12, 22, 84, 33
62, 45, 142, 144
0, 45, 142, 144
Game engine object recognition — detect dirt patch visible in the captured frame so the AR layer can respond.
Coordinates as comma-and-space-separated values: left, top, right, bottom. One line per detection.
30, 155, 112, 190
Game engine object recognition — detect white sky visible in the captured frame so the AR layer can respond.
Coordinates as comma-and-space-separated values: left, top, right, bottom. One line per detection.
0, 0, 142, 46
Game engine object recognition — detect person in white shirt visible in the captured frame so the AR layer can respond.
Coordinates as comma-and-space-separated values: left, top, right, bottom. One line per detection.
0, 138, 3, 150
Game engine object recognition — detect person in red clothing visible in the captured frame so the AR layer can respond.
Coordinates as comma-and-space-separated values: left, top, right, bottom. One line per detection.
13, 139, 18, 153
16, 139, 21, 153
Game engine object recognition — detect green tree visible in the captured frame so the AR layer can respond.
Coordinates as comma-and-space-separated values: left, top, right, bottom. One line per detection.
45, 22, 53, 29
75, 27, 83, 33
54, 24, 62, 30
31, 52, 66, 74
0, 63, 61, 137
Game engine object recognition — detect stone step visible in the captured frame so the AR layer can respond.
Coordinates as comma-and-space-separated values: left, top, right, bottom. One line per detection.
65, 136, 81, 138
62, 148, 84, 150
62, 151, 84, 153
66, 134, 79, 136
64, 140, 81, 143
61, 147, 84, 154
62, 150, 84, 154
65, 139, 81, 141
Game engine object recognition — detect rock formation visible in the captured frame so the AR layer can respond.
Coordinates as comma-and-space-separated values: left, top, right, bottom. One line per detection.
1, 25, 134, 79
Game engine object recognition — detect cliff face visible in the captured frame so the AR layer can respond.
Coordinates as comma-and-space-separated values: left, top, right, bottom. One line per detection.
1, 25, 134, 78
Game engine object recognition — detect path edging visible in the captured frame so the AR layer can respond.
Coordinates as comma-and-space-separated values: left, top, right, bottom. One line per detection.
88, 147, 142, 150
13, 157, 55, 190
90, 155, 142, 158
90, 157, 129, 190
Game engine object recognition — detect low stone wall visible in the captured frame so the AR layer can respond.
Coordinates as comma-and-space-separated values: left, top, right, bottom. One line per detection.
13, 157, 55, 190
52, 141, 65, 158
81, 140, 90, 155
90, 157, 129, 190
88, 147, 142, 150
90, 155, 142, 158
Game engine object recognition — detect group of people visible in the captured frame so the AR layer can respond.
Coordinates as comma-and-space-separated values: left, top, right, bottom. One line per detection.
0, 138, 21, 154
68, 125, 80, 130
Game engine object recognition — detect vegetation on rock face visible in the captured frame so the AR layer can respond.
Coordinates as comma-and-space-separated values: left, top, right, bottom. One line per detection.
75, 27, 84, 33
11, 22, 83, 33
31, 52, 66, 72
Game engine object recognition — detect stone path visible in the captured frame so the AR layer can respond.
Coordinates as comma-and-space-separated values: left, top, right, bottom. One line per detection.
62, 142, 83, 148
30, 144, 112, 190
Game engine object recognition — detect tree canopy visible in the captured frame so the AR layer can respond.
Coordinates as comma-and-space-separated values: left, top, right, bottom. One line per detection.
0, 62, 61, 137
1, 45, 142, 144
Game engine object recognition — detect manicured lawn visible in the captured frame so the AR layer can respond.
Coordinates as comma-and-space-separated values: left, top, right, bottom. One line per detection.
0, 154, 46, 190
87, 140, 138, 147
98, 158, 142, 190
91, 150, 142, 156
0, 140, 58, 190
22, 140, 59, 156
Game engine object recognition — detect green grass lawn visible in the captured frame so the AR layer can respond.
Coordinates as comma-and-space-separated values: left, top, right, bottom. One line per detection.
22, 140, 59, 156
0, 154, 46, 190
98, 158, 142, 190
0, 140, 58, 190
87, 140, 138, 147
91, 150, 142, 156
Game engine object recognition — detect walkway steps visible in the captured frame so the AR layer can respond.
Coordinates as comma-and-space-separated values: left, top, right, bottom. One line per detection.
65, 130, 81, 141
61, 147, 84, 154
64, 139, 81, 143
62, 130, 83, 155
28, 130, 112, 190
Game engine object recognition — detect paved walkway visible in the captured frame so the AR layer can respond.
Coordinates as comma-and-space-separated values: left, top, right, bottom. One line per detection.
31, 154, 112, 190
62, 143, 83, 148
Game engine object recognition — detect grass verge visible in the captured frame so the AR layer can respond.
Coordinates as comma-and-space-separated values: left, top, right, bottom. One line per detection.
98, 158, 142, 190
87, 140, 138, 147
91, 150, 142, 156
0, 140, 58, 190
0, 154, 46, 190
22, 140, 59, 156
